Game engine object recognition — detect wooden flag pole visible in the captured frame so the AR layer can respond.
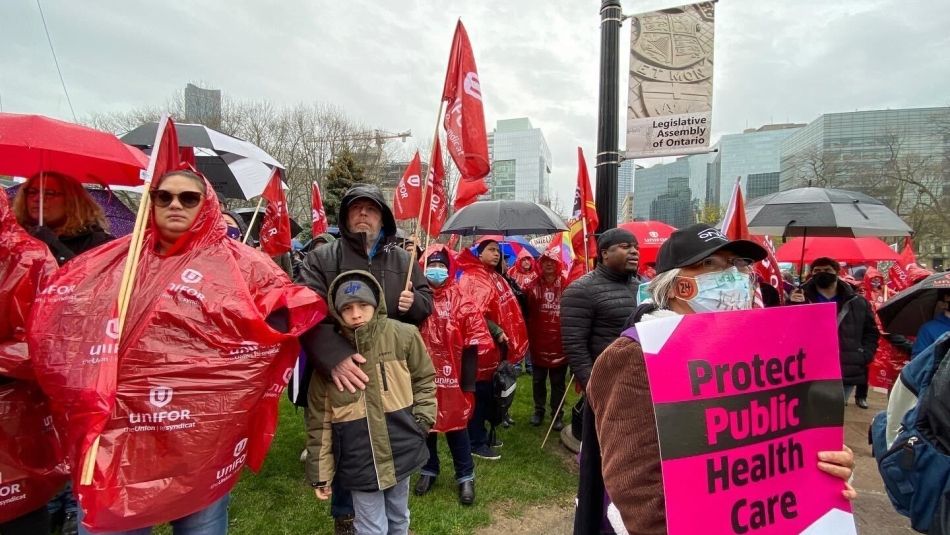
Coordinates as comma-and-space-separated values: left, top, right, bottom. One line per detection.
406, 100, 446, 290
541, 374, 574, 449
243, 196, 266, 245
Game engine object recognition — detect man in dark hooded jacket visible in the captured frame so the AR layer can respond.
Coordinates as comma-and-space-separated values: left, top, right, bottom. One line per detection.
296, 184, 433, 534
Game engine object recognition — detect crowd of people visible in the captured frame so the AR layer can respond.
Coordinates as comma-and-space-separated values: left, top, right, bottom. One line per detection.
8, 171, 937, 535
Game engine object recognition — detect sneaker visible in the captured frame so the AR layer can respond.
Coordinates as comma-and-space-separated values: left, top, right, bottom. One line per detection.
299, 448, 308, 462
490, 437, 504, 448
472, 445, 501, 460
62, 512, 78, 535
530, 412, 543, 426
856, 398, 869, 409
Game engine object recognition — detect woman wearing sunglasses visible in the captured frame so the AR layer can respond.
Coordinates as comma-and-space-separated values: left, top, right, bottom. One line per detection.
12, 172, 114, 266
28, 170, 326, 535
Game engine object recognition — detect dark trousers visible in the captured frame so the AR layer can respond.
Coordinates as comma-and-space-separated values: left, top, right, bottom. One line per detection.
422, 430, 475, 483
856, 383, 869, 400
532, 365, 567, 418
0, 505, 50, 535
331, 478, 354, 518
467, 381, 493, 449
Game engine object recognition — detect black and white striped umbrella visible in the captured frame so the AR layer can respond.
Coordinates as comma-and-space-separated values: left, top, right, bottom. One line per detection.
120, 122, 284, 200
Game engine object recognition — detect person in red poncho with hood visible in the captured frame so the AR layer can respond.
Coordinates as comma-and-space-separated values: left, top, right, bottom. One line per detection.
414, 245, 491, 506
0, 192, 68, 535
507, 248, 538, 290
524, 247, 569, 431
860, 266, 913, 393
456, 238, 529, 461
28, 170, 326, 535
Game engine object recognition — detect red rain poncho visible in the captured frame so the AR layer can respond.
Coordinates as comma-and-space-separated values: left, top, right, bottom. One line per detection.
507, 249, 538, 290
863, 267, 910, 391
418, 245, 488, 432
28, 181, 326, 532
456, 247, 528, 381
524, 250, 568, 369
0, 193, 67, 523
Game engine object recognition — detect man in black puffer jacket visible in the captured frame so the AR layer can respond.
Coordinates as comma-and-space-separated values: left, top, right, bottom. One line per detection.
560, 227, 641, 388
561, 227, 640, 535
790, 256, 879, 408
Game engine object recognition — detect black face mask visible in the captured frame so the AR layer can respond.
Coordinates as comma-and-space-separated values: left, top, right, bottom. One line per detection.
813, 272, 838, 289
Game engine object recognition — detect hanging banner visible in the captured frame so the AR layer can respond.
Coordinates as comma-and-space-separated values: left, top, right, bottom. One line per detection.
626, 1, 715, 158
637, 304, 856, 534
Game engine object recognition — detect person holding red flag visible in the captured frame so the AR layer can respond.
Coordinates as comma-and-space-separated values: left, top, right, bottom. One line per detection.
28, 168, 326, 534
524, 247, 569, 430
0, 192, 68, 535
442, 20, 490, 209
456, 238, 528, 460
414, 245, 489, 505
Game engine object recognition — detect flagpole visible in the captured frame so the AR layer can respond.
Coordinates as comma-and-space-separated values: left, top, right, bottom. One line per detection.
243, 196, 266, 245
406, 100, 445, 290
541, 374, 574, 449
582, 217, 592, 274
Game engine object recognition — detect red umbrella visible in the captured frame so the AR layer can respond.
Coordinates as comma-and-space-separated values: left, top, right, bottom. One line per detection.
0, 113, 147, 186
775, 236, 900, 265
618, 220, 677, 263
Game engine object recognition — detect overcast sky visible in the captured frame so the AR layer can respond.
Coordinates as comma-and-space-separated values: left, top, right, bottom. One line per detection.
3, 0, 949, 207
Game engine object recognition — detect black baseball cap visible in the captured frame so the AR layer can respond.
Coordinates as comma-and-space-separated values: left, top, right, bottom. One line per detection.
655, 223, 767, 273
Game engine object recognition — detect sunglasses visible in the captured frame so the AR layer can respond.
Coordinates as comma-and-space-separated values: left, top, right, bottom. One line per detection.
25, 188, 65, 199
149, 190, 203, 208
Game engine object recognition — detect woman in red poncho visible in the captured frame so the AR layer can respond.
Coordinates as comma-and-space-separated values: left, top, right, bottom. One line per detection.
456, 238, 528, 461
0, 192, 67, 535
524, 248, 569, 431
414, 245, 490, 506
28, 170, 326, 534
507, 248, 538, 290
862, 266, 913, 393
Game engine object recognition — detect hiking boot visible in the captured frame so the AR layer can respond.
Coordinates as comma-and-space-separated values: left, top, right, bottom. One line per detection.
62, 512, 78, 535
472, 445, 500, 460
856, 398, 869, 409
414, 474, 435, 496
459, 480, 475, 505
530, 412, 543, 427
334, 514, 356, 535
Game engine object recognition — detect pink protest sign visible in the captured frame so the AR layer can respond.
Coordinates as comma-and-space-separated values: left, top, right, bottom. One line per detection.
637, 304, 855, 535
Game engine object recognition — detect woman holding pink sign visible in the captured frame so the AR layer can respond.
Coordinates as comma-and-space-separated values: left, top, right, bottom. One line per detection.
582, 224, 857, 535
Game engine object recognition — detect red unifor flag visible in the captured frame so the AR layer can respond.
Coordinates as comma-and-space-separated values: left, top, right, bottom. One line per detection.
442, 20, 490, 209
421, 138, 448, 238
569, 148, 598, 272
720, 178, 784, 305
888, 238, 918, 290
259, 168, 291, 256
393, 151, 423, 221
311, 181, 327, 237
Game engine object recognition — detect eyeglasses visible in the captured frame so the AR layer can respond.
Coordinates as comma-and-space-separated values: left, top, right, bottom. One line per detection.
149, 190, 203, 208
695, 256, 755, 271
24, 188, 64, 199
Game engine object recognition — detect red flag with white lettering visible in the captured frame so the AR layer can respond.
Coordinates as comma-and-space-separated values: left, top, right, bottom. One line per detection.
421, 139, 447, 238
442, 20, 489, 209
720, 179, 784, 304
311, 182, 327, 237
888, 238, 918, 290
259, 169, 291, 256
393, 152, 423, 221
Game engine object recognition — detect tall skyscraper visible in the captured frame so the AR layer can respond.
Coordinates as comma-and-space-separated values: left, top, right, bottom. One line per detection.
617, 159, 636, 219
486, 118, 552, 204
184, 83, 222, 128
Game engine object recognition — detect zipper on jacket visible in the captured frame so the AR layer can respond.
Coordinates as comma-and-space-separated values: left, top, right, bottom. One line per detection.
356, 336, 383, 490
379, 362, 389, 391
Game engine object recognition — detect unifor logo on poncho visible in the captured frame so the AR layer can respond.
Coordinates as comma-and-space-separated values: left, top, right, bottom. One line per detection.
85, 318, 120, 366
212, 437, 249, 489
126, 386, 195, 433
0, 472, 25, 507
167, 268, 206, 303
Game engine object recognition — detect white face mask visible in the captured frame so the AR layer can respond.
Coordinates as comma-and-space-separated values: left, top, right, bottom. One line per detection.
678, 267, 754, 313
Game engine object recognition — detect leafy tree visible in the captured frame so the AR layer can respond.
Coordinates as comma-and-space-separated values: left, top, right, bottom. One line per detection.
322, 148, 366, 225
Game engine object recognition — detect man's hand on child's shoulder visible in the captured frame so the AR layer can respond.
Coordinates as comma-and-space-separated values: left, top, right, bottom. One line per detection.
332, 354, 369, 392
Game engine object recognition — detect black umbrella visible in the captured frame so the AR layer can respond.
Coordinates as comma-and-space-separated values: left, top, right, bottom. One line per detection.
746, 187, 911, 238
440, 200, 568, 236
233, 207, 303, 242
877, 271, 950, 336
120, 123, 283, 200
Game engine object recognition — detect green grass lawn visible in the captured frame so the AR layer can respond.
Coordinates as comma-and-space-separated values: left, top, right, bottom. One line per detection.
222, 373, 581, 534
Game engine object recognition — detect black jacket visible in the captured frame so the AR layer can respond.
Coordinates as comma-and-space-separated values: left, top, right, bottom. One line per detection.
560, 264, 639, 387
802, 279, 880, 385
31, 225, 113, 266
297, 184, 433, 375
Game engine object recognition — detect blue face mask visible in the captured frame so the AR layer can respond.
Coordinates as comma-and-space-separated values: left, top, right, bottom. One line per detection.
425, 267, 449, 284
677, 267, 753, 313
